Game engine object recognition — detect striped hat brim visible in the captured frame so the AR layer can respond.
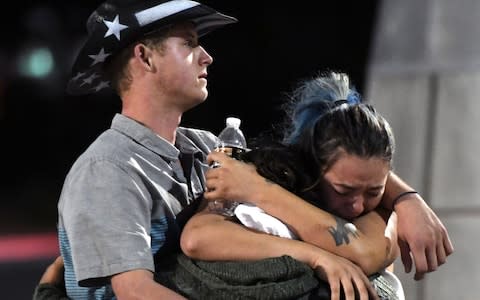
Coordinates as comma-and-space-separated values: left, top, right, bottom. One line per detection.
66, 0, 237, 95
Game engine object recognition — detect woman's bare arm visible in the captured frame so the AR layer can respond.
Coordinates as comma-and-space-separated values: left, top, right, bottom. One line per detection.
181, 203, 380, 300
202, 152, 398, 274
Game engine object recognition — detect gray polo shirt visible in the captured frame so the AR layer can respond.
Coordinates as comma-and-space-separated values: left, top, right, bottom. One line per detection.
58, 113, 217, 299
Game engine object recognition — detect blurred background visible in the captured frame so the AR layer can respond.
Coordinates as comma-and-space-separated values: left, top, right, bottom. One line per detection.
1, 0, 477, 299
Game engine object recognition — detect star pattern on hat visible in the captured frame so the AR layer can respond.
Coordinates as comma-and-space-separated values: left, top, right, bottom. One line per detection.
93, 81, 110, 92
88, 48, 111, 66
72, 72, 86, 81
103, 15, 128, 40
80, 73, 100, 86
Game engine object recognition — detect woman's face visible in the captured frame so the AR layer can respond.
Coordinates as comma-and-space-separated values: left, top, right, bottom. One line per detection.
320, 153, 390, 220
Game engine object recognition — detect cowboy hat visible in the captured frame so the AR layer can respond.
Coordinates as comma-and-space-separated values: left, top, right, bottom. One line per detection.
67, 0, 237, 95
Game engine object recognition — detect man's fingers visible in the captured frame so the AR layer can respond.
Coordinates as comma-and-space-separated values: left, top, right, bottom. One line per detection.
426, 246, 438, 272
398, 240, 412, 273
413, 246, 435, 280
53, 256, 64, 266
410, 245, 428, 281
39, 256, 65, 284
443, 231, 455, 256
436, 241, 447, 266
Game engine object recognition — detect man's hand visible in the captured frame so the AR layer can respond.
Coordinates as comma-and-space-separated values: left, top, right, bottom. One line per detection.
34, 256, 68, 300
394, 193, 454, 280
39, 256, 64, 286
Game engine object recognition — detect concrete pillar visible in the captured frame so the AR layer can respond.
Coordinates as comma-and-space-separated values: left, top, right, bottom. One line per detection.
366, 0, 480, 299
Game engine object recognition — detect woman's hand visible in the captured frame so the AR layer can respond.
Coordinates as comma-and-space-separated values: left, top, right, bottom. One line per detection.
183, 199, 380, 300
204, 151, 267, 204
312, 249, 379, 300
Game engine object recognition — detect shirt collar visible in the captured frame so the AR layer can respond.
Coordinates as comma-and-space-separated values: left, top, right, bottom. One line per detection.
110, 113, 203, 160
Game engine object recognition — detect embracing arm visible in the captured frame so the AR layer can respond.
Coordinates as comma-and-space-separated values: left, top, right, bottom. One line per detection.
181, 203, 378, 300
204, 152, 397, 274
32, 258, 186, 300
111, 270, 186, 299
248, 182, 398, 274
381, 171, 454, 280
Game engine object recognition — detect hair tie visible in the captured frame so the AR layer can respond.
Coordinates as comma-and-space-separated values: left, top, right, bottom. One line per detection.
334, 99, 349, 106
332, 100, 350, 111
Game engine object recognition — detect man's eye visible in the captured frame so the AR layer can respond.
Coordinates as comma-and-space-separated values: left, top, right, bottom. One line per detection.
185, 39, 198, 47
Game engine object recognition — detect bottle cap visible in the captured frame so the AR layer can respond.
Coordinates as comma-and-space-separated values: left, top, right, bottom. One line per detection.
226, 117, 241, 128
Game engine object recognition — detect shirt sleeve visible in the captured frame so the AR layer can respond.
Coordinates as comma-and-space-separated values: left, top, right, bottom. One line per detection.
60, 158, 154, 286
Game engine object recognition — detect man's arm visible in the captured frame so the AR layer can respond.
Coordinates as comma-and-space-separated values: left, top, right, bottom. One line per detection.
381, 171, 454, 280
111, 270, 186, 299
60, 160, 187, 298
32, 258, 187, 300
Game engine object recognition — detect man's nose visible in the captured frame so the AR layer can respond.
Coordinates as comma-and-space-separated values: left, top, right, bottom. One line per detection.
199, 46, 213, 65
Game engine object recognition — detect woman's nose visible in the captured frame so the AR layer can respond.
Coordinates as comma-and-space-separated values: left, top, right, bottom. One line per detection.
351, 197, 364, 215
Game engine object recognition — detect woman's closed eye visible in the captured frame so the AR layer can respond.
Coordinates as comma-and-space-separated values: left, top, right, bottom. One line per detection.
334, 188, 354, 197
366, 191, 381, 198
365, 187, 383, 198
333, 187, 382, 199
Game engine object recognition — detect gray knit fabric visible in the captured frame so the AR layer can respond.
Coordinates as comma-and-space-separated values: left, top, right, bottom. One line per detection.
155, 254, 398, 300
155, 254, 321, 299
32, 254, 399, 300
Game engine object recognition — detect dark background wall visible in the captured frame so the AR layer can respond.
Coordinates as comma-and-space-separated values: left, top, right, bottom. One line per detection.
0, 1, 379, 298
0, 1, 379, 233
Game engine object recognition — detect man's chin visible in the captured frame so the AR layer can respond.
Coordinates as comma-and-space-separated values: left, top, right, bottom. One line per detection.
183, 96, 207, 111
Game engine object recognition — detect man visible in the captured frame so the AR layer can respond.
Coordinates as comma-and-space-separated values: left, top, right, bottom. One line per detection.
58, 0, 236, 298
49, 0, 452, 299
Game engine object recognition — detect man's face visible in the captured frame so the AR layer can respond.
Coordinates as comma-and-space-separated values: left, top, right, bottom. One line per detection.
149, 22, 213, 111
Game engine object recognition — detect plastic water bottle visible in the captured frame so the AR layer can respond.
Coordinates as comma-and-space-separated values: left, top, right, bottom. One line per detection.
210, 117, 248, 216
216, 117, 247, 159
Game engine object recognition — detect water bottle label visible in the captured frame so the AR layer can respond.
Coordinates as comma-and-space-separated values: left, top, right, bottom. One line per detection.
214, 146, 246, 160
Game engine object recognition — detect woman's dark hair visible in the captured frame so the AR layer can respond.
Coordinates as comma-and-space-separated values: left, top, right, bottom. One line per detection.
240, 71, 395, 207
240, 142, 311, 196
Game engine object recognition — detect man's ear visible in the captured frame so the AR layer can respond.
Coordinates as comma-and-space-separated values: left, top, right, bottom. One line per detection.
134, 44, 153, 69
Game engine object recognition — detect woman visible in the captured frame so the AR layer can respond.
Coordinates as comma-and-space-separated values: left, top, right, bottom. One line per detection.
231, 71, 397, 241
180, 72, 401, 299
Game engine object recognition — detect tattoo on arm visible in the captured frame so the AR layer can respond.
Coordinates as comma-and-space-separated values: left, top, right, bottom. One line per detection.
328, 216, 359, 246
